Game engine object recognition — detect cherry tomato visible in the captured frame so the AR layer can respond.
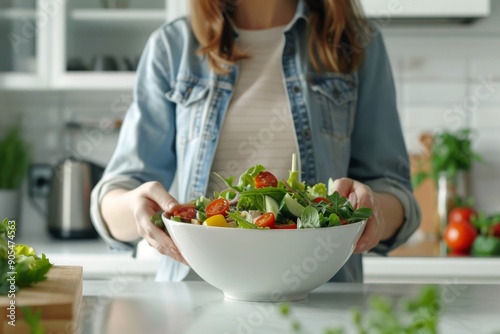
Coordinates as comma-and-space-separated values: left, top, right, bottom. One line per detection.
274, 222, 297, 229
255, 171, 278, 188
173, 204, 197, 221
255, 212, 276, 228
205, 198, 230, 217
447, 249, 470, 257
448, 207, 477, 225
444, 221, 477, 252
493, 223, 500, 238
313, 197, 330, 204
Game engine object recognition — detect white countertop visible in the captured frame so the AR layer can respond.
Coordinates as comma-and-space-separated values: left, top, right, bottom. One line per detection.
78, 281, 500, 334
17, 219, 500, 283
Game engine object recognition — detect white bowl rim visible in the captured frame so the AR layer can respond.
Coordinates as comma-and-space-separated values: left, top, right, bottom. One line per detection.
161, 212, 366, 232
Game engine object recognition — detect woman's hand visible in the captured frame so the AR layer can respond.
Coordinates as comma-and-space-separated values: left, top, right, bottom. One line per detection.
125, 181, 187, 264
331, 178, 385, 253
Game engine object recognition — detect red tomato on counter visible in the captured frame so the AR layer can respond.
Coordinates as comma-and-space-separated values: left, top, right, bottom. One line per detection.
444, 221, 478, 253
493, 224, 500, 238
448, 207, 477, 225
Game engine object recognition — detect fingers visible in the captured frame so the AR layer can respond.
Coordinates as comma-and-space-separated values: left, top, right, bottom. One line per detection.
141, 181, 179, 214
135, 204, 188, 264
352, 183, 374, 210
143, 228, 188, 264
348, 192, 357, 208
332, 178, 380, 253
131, 183, 187, 265
331, 178, 353, 197
354, 215, 380, 253
354, 195, 385, 254
332, 178, 373, 209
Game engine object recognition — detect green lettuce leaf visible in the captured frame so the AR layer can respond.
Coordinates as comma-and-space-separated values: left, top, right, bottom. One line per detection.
226, 212, 258, 229
307, 183, 327, 199
14, 253, 53, 288
298, 206, 320, 229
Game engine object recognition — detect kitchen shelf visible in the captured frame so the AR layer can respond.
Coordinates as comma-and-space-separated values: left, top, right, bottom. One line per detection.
0, 8, 36, 20
70, 8, 165, 23
0, 73, 46, 90
68, 9, 165, 31
53, 72, 136, 90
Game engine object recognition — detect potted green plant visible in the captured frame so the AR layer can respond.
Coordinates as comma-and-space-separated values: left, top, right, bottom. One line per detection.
413, 129, 480, 188
413, 128, 481, 255
0, 124, 30, 221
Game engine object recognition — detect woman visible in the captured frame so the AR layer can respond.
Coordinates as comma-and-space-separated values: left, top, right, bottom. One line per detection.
90, 0, 420, 282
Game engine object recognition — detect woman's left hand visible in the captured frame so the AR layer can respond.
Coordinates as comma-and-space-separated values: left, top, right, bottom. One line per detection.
331, 178, 384, 253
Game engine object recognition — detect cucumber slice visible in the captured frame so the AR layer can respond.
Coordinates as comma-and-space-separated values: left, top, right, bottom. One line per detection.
327, 177, 335, 196
265, 195, 279, 217
281, 193, 304, 218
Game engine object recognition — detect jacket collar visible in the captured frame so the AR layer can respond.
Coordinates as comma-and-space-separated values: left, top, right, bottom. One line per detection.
284, 0, 309, 32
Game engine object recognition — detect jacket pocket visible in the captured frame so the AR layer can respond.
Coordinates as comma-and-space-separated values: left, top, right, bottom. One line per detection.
309, 74, 357, 140
165, 75, 211, 139
165, 75, 210, 106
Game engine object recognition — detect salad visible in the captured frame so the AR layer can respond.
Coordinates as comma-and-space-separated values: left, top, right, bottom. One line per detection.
162, 154, 373, 229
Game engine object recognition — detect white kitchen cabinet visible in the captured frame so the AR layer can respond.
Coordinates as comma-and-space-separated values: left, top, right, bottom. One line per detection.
49, 0, 166, 90
0, 0, 175, 90
0, 0, 49, 89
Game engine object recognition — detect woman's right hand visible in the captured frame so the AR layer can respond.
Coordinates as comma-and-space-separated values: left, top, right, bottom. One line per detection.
127, 181, 187, 264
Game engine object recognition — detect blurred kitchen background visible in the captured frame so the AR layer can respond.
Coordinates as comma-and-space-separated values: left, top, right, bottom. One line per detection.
1, 0, 499, 282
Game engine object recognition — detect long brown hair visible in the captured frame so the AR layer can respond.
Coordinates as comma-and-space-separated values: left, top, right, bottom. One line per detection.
190, 0, 366, 74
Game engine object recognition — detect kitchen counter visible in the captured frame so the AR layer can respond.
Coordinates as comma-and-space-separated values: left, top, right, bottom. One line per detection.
78, 281, 500, 334
17, 217, 500, 283
17, 225, 500, 283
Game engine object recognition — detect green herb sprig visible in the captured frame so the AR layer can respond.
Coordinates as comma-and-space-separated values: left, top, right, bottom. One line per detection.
279, 286, 442, 334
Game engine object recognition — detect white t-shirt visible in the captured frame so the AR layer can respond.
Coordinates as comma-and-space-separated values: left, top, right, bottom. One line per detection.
206, 25, 300, 196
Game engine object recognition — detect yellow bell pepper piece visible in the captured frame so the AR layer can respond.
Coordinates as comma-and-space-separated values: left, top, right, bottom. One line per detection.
204, 214, 228, 227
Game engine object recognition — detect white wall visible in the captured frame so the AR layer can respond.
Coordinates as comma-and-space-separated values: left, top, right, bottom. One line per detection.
380, 2, 500, 213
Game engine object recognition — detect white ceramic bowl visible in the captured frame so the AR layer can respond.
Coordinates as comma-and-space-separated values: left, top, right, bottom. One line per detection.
162, 214, 366, 302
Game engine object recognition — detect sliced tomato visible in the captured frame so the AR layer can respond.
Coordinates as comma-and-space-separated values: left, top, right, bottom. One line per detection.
255, 212, 276, 228
255, 171, 278, 188
274, 222, 297, 229
313, 197, 330, 204
205, 198, 230, 217
173, 204, 197, 221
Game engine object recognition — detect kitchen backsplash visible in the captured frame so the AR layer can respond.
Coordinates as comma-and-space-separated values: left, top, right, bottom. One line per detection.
0, 91, 125, 167
1, 10, 500, 218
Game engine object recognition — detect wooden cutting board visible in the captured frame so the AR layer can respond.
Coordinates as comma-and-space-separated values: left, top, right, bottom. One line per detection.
390, 133, 440, 257
0, 266, 83, 334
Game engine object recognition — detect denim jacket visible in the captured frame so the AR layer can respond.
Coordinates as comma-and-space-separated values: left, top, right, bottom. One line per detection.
90, 1, 421, 283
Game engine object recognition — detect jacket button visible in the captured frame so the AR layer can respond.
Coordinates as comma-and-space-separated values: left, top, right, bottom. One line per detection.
293, 86, 301, 94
